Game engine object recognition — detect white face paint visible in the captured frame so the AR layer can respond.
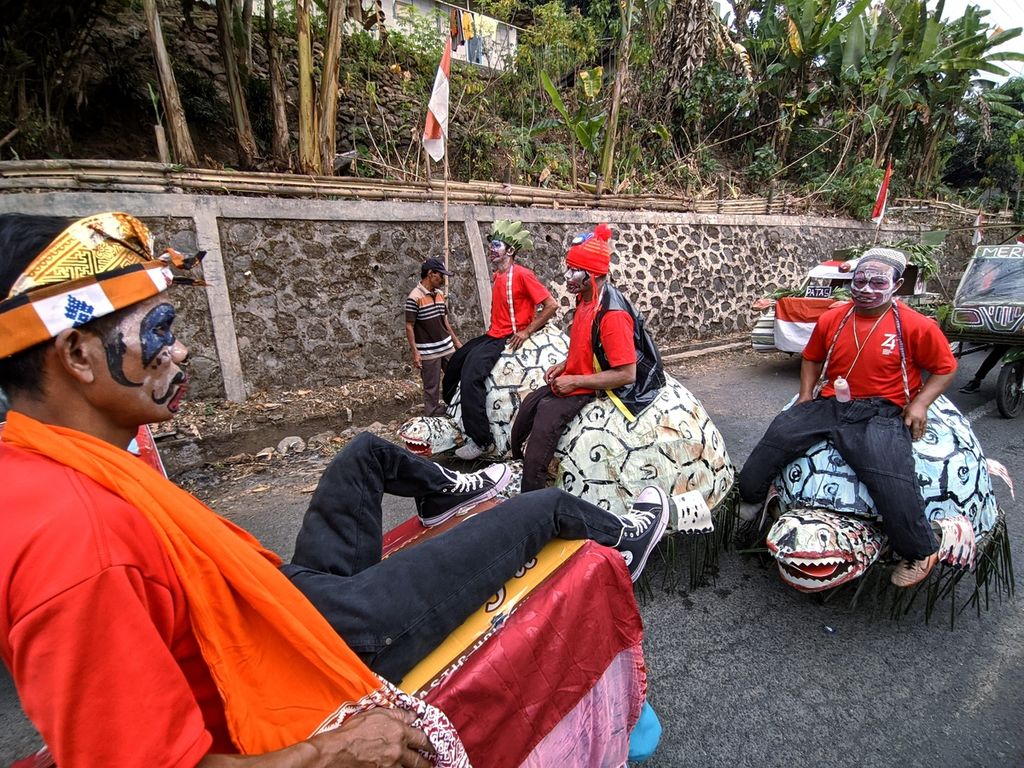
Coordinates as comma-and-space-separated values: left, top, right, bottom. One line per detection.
488, 239, 512, 269
564, 267, 589, 295
851, 261, 901, 309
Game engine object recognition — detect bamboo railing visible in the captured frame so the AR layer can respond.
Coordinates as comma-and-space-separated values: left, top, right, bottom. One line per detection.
0, 160, 1012, 223
0, 159, 804, 214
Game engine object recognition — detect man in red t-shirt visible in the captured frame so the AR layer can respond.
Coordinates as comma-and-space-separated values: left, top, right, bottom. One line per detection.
442, 220, 557, 460
737, 247, 957, 587
510, 223, 665, 492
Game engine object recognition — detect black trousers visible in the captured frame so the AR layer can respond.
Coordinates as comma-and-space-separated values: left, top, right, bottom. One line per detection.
737, 397, 937, 560
282, 433, 624, 682
441, 333, 508, 448
510, 385, 593, 492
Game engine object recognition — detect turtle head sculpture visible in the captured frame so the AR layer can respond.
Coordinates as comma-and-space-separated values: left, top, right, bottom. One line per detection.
398, 416, 462, 457
399, 326, 570, 459
766, 509, 884, 592
759, 395, 1010, 599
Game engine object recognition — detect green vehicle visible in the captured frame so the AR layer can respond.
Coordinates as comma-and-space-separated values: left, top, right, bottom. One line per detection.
944, 244, 1024, 418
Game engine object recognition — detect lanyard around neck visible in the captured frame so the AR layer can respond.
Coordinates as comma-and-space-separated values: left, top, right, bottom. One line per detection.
815, 302, 911, 406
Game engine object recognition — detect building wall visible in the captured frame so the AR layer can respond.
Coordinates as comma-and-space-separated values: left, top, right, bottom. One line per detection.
0, 193, 924, 401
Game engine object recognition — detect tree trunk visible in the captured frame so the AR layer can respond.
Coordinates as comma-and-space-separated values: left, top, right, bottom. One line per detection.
142, 0, 198, 166
599, 5, 632, 194
318, 0, 345, 175
264, 0, 291, 169
296, 0, 320, 175
216, 0, 258, 168
242, 0, 254, 72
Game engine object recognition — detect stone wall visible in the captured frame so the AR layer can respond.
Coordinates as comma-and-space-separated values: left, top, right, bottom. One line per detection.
0, 192, 927, 401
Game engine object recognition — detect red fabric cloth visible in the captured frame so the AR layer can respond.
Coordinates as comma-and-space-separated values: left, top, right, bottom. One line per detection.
562, 297, 636, 396
422, 542, 645, 768
0, 441, 233, 767
487, 265, 551, 338
803, 301, 957, 406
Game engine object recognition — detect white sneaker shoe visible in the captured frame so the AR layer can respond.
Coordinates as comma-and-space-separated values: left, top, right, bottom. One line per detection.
455, 438, 486, 461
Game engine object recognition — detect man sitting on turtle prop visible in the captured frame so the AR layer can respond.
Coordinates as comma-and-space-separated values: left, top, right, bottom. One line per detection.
511, 222, 666, 492
737, 247, 958, 588
442, 220, 557, 460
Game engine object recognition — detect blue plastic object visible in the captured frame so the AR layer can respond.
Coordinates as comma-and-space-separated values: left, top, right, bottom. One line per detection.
628, 701, 662, 762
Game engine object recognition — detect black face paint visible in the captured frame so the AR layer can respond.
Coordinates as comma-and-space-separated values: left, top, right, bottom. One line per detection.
104, 331, 140, 388
140, 303, 177, 367
102, 303, 178, 389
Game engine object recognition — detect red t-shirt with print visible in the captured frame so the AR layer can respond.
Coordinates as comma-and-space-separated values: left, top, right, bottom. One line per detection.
0, 441, 234, 766
803, 301, 956, 406
562, 297, 637, 396
487, 265, 552, 338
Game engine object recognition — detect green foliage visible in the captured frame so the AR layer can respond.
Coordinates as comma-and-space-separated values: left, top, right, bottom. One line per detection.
515, 1, 599, 84
747, 145, 781, 185
810, 159, 885, 219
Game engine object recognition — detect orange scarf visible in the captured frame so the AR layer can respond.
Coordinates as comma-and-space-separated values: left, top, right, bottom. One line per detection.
3, 412, 383, 754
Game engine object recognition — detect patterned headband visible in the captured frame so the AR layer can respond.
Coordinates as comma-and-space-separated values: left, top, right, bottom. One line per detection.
0, 212, 205, 359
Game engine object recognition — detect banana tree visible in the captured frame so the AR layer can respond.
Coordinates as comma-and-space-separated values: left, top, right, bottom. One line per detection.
538, 70, 607, 189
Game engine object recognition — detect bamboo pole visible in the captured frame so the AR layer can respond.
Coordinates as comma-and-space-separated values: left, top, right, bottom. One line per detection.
142, 0, 198, 167
443, 150, 450, 262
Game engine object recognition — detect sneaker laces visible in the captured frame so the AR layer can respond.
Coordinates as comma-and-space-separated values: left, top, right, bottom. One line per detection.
438, 465, 489, 495
621, 504, 658, 534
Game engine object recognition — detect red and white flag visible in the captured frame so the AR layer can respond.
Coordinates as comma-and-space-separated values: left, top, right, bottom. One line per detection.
870, 160, 893, 225
971, 211, 984, 245
422, 38, 452, 162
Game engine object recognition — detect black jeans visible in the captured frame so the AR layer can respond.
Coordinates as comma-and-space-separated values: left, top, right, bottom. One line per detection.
441, 333, 507, 448
282, 433, 625, 682
510, 386, 593, 492
738, 397, 937, 560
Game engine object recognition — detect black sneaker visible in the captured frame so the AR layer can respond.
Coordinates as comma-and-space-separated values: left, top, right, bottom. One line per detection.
417, 464, 513, 527
616, 486, 670, 582
959, 379, 981, 394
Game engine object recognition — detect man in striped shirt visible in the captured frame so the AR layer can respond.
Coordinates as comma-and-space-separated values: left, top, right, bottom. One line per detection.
406, 258, 462, 416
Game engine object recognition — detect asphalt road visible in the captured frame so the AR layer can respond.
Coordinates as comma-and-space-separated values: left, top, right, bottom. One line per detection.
2, 347, 1021, 767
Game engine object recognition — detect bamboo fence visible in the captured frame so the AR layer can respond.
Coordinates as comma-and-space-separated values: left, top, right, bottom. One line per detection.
0, 159, 1015, 223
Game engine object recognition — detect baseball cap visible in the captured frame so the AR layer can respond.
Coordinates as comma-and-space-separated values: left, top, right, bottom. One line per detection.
422, 257, 452, 276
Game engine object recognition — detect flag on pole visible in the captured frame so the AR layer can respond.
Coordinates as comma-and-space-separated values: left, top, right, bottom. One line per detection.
870, 159, 893, 225
422, 38, 452, 162
971, 211, 984, 245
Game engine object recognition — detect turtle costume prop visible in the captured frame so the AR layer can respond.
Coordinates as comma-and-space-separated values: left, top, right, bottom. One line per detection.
743, 395, 1014, 622
399, 326, 737, 588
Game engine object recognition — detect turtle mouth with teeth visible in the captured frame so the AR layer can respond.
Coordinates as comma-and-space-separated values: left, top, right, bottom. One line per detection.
765, 509, 883, 593
767, 546, 860, 592
402, 437, 433, 456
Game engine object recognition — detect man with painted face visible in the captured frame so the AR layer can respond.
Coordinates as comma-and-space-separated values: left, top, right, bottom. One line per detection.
0, 213, 670, 767
441, 220, 557, 460
510, 223, 666, 492
738, 247, 957, 588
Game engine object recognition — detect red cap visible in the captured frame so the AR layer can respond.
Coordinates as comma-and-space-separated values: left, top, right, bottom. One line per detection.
566, 223, 613, 275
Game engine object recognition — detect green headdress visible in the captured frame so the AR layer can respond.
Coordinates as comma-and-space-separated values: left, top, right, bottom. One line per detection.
487, 220, 534, 254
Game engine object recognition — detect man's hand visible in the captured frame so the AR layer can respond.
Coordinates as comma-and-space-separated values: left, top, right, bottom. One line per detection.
199, 708, 435, 767
308, 709, 435, 767
507, 330, 530, 350
795, 393, 813, 405
903, 401, 930, 441
411, 352, 422, 370
551, 374, 579, 396
544, 361, 566, 386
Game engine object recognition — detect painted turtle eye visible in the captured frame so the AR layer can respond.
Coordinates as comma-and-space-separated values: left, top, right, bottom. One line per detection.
819, 531, 830, 547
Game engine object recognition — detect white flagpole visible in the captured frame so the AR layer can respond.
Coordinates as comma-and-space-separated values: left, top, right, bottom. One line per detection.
443, 140, 450, 267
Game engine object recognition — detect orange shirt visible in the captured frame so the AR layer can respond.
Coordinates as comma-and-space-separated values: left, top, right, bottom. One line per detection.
562, 297, 636, 396
487, 265, 551, 338
804, 301, 956, 406
0, 442, 233, 765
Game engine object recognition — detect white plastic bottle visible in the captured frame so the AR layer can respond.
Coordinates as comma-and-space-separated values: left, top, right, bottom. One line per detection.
833, 376, 851, 402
